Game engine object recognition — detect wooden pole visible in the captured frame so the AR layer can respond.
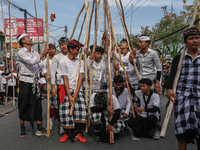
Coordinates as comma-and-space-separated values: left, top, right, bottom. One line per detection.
160, 0, 198, 138
115, 0, 140, 81
69, 0, 91, 116
104, 0, 114, 144
69, 3, 85, 41
78, 11, 86, 41
44, 0, 50, 137
85, 0, 95, 132
0, 0, 8, 104
8, 0, 15, 106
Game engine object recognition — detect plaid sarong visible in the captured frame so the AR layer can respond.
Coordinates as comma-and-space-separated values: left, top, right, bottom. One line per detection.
174, 94, 200, 139
90, 112, 125, 133
50, 94, 59, 108
59, 89, 87, 129
130, 83, 139, 107
120, 109, 133, 122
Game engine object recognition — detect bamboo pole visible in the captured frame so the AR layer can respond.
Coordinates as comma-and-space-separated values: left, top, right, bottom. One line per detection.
115, 0, 140, 81
85, 0, 95, 132
0, 0, 8, 104
34, 0, 41, 53
104, 0, 114, 144
160, 0, 198, 138
106, 0, 135, 118
44, 0, 50, 137
78, 11, 86, 41
69, 0, 91, 116
69, 3, 85, 41
8, 0, 15, 106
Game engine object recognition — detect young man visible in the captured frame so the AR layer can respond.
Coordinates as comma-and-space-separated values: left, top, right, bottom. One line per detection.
166, 27, 200, 150
112, 75, 132, 123
129, 36, 162, 93
89, 91, 125, 142
86, 46, 108, 93
58, 39, 87, 143
17, 33, 51, 138
43, 43, 57, 130
50, 37, 69, 134
128, 78, 160, 140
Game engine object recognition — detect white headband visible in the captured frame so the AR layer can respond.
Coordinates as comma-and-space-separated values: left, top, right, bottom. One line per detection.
17, 33, 28, 43
7, 53, 10, 58
0, 64, 4, 67
138, 36, 150, 41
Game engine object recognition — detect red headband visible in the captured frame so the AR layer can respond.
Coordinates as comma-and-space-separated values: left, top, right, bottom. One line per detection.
70, 40, 84, 49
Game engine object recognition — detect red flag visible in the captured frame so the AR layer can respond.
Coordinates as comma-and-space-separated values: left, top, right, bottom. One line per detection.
169, 13, 172, 18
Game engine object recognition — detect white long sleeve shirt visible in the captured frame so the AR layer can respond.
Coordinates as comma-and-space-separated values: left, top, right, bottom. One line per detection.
17, 47, 47, 83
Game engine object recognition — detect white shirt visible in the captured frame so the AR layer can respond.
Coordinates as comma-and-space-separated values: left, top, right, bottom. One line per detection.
112, 87, 131, 115
135, 90, 160, 120
50, 53, 66, 85
8, 72, 17, 86
17, 47, 47, 83
58, 56, 84, 90
0, 70, 7, 92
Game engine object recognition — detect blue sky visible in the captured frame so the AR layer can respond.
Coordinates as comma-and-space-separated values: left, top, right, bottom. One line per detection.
0, 0, 195, 48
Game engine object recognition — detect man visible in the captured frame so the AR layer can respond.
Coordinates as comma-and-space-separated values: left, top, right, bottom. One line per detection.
112, 75, 131, 123
58, 39, 87, 143
17, 33, 51, 138
128, 78, 160, 140
129, 36, 162, 93
161, 65, 169, 96
89, 91, 125, 142
166, 27, 200, 150
50, 37, 69, 134
42, 43, 57, 130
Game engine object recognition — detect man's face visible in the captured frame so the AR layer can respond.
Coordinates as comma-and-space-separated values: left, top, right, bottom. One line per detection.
21, 36, 33, 46
71, 47, 80, 57
184, 35, 200, 50
138, 40, 148, 50
0, 67, 4, 71
60, 42, 68, 54
140, 83, 151, 94
163, 66, 166, 71
95, 52, 103, 62
114, 82, 124, 91
120, 41, 128, 53
49, 47, 56, 57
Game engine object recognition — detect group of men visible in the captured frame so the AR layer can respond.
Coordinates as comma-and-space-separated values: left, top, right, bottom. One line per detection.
3, 26, 199, 149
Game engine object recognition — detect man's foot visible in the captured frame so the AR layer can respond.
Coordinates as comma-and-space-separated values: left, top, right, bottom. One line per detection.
59, 126, 64, 135
75, 133, 87, 143
19, 128, 27, 138
60, 133, 70, 143
36, 128, 53, 137
153, 131, 160, 140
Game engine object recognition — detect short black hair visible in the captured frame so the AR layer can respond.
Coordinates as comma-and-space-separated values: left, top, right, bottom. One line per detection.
90, 45, 94, 50
67, 43, 77, 52
121, 39, 128, 43
114, 75, 124, 83
184, 27, 200, 42
95, 46, 104, 54
139, 78, 152, 86
17, 34, 24, 47
167, 62, 171, 64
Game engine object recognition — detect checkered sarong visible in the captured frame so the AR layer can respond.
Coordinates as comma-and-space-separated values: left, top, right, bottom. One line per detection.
174, 94, 200, 139
50, 94, 59, 108
120, 109, 133, 122
90, 112, 125, 133
130, 83, 139, 107
59, 89, 87, 129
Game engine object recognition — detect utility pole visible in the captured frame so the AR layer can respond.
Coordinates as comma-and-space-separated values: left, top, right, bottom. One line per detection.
130, 3, 133, 35
19, 8, 27, 33
64, 25, 68, 38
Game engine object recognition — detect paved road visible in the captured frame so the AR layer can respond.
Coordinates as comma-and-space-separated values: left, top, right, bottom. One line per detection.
0, 95, 197, 150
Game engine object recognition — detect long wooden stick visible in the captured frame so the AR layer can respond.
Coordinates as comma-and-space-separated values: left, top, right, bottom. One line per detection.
106, 0, 135, 118
160, 0, 198, 138
8, 0, 15, 106
70, 0, 91, 116
44, 0, 50, 137
69, 3, 85, 41
115, 0, 140, 81
78, 11, 86, 41
85, 0, 95, 132
104, 0, 114, 144
1, 0, 8, 104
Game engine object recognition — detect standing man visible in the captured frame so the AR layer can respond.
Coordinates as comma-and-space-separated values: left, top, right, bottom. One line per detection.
50, 37, 69, 134
129, 36, 162, 93
166, 27, 200, 150
58, 40, 87, 143
17, 33, 51, 138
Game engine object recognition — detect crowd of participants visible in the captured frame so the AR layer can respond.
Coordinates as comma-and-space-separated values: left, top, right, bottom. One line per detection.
0, 27, 199, 150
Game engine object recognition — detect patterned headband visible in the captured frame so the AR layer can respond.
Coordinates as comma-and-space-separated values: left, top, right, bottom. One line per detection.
69, 40, 84, 48
58, 37, 69, 45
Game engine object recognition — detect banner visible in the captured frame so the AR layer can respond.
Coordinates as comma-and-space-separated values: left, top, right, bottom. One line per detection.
4, 18, 44, 43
